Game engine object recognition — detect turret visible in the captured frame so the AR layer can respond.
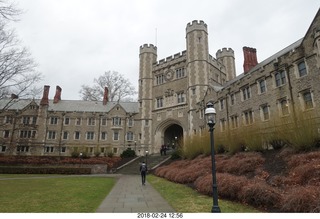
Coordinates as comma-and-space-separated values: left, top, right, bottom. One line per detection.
138, 43, 157, 153
216, 47, 236, 81
186, 20, 209, 134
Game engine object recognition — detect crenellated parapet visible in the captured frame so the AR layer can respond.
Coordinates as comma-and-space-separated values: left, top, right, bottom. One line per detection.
154, 50, 187, 69
140, 44, 157, 55
216, 47, 235, 59
186, 20, 207, 34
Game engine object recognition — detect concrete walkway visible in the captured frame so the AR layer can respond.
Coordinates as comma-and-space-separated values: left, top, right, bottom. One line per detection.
96, 174, 175, 213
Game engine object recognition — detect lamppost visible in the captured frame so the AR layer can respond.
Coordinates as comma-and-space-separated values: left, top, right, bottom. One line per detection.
205, 101, 221, 213
135, 141, 137, 154
145, 150, 148, 167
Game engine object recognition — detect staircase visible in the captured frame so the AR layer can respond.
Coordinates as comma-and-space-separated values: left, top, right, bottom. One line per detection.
116, 153, 171, 175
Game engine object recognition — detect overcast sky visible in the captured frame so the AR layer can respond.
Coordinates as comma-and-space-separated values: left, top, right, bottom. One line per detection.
10, 0, 320, 100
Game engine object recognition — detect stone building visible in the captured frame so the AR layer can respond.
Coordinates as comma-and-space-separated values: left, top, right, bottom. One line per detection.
0, 8, 319, 156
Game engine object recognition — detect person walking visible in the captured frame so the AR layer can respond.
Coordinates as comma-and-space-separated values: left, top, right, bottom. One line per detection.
140, 161, 148, 185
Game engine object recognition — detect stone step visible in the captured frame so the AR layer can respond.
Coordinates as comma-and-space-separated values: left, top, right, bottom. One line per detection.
116, 153, 171, 175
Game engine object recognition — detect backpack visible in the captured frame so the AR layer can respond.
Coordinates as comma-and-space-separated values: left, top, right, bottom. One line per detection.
141, 164, 147, 172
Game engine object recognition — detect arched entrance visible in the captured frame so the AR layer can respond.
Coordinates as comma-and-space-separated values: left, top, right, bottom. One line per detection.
163, 124, 183, 149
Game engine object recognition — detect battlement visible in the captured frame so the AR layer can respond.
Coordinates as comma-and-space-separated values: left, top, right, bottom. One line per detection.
140, 44, 157, 54
216, 47, 235, 59
155, 50, 187, 66
186, 20, 207, 34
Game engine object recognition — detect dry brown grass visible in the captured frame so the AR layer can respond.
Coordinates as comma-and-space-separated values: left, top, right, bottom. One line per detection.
154, 149, 320, 212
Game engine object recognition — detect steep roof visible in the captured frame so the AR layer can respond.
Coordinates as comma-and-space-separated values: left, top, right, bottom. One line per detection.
0, 99, 139, 113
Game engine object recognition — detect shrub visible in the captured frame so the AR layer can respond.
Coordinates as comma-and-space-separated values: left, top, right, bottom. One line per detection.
281, 186, 320, 212
71, 151, 79, 158
120, 148, 135, 158
216, 173, 248, 201
239, 181, 282, 210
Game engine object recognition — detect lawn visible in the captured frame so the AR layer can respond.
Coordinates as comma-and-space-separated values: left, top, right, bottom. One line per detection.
0, 174, 259, 213
0, 175, 116, 213
147, 175, 260, 213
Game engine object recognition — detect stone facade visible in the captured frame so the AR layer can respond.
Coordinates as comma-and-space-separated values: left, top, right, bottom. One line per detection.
0, 9, 319, 157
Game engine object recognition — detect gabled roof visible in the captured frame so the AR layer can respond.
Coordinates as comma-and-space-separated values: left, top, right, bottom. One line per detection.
0, 99, 139, 114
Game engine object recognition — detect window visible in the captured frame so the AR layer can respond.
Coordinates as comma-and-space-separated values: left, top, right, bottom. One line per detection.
45, 146, 54, 153
261, 105, 270, 121
302, 91, 313, 110
230, 94, 235, 105
20, 130, 36, 139
86, 132, 94, 140
176, 68, 185, 78
4, 130, 10, 138
177, 92, 185, 103
220, 119, 226, 132
145, 120, 149, 126
101, 118, 107, 126
243, 110, 254, 125
128, 118, 134, 127
156, 74, 165, 85
298, 61, 307, 77
1, 145, 6, 152
280, 99, 289, 116
192, 88, 196, 95
113, 131, 119, 141
230, 115, 239, 129
47, 131, 56, 139
88, 117, 95, 126
101, 132, 107, 140
32, 117, 37, 125
75, 118, 81, 125
275, 71, 286, 87
50, 117, 58, 125
112, 117, 121, 126
74, 131, 80, 140
22, 116, 30, 125
63, 131, 68, 140
64, 117, 70, 125
17, 146, 29, 152
259, 80, 266, 94
219, 99, 224, 110
5, 116, 12, 124
156, 97, 163, 108
126, 132, 134, 141
242, 86, 251, 101
61, 147, 66, 153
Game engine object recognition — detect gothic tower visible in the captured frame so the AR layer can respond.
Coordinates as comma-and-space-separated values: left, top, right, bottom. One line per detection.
186, 20, 209, 134
216, 48, 236, 81
138, 44, 157, 153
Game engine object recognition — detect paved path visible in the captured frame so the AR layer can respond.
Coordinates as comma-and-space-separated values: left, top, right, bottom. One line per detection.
96, 174, 175, 213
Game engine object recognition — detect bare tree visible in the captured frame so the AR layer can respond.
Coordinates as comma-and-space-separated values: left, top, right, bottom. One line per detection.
0, 0, 42, 108
79, 71, 137, 102
0, 0, 21, 21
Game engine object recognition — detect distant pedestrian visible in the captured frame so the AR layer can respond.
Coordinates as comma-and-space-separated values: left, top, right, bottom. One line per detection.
140, 161, 148, 185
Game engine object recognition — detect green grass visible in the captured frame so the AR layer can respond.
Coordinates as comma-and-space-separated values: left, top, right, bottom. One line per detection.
0, 174, 260, 213
148, 175, 260, 213
0, 175, 116, 213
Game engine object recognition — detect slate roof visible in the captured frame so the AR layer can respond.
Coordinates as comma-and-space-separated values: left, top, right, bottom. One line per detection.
0, 98, 139, 113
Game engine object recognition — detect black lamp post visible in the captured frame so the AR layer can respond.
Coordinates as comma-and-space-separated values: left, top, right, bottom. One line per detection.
205, 101, 221, 213
145, 150, 148, 167
135, 141, 137, 154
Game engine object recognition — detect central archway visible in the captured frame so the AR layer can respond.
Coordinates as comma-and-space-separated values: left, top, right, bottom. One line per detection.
163, 124, 183, 149
153, 119, 184, 154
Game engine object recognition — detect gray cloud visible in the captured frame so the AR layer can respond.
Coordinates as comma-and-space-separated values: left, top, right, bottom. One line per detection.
11, 0, 319, 100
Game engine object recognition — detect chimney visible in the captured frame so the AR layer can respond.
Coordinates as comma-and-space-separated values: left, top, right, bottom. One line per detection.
103, 87, 109, 105
243, 47, 258, 73
40, 85, 50, 106
53, 86, 62, 104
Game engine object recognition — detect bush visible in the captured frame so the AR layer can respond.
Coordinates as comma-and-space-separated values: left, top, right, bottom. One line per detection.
281, 186, 320, 212
120, 148, 135, 158
239, 181, 282, 210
